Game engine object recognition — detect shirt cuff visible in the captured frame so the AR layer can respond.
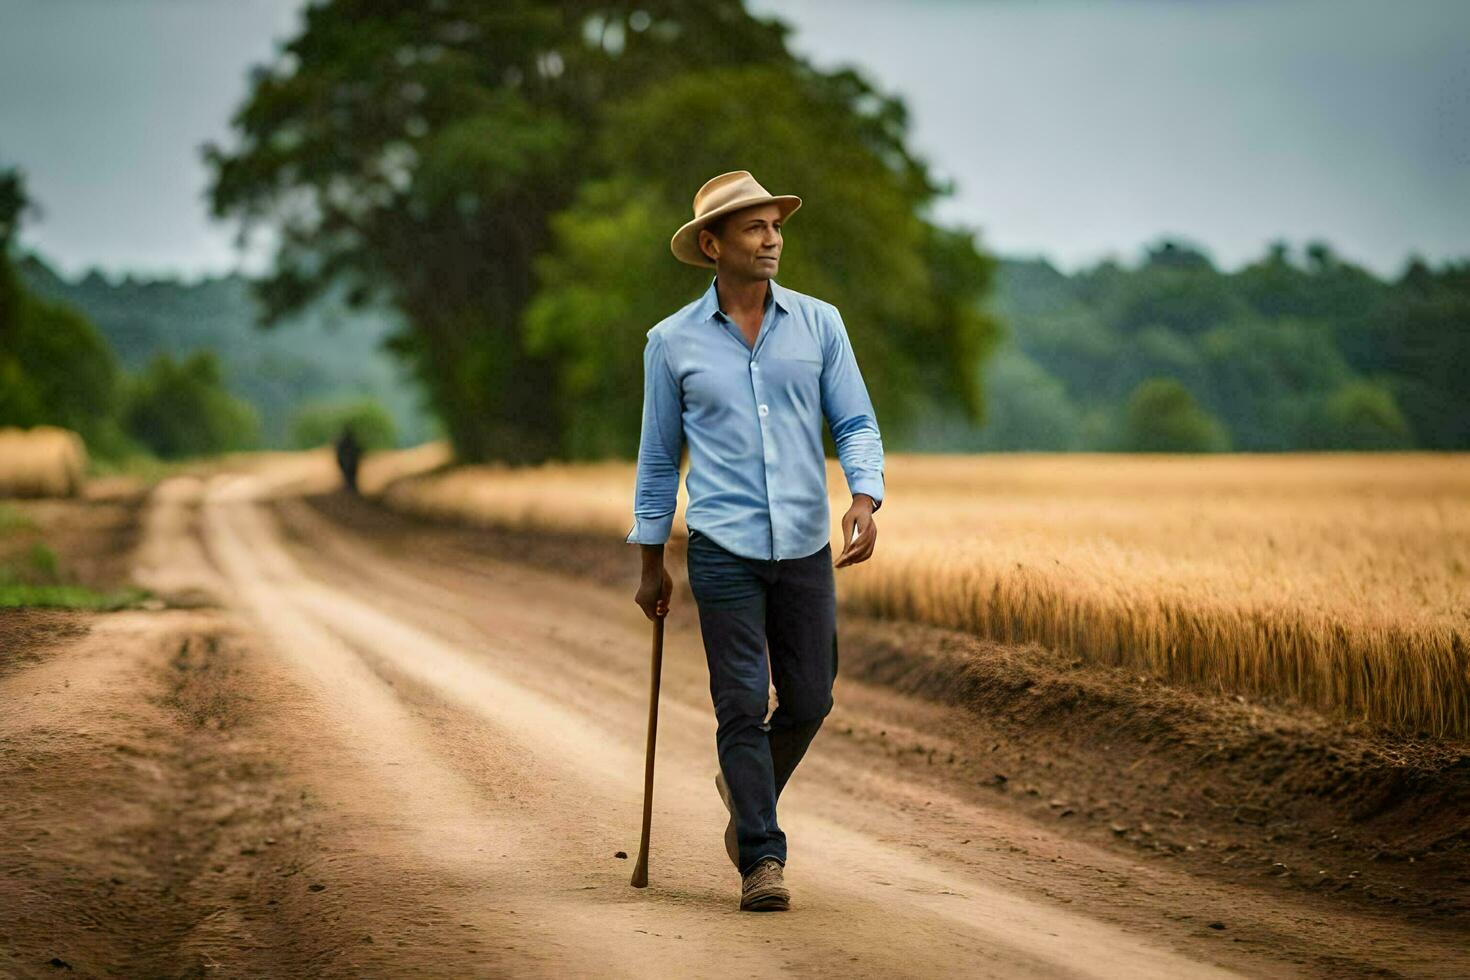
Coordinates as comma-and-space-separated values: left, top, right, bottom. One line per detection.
625, 514, 675, 545
849, 472, 885, 512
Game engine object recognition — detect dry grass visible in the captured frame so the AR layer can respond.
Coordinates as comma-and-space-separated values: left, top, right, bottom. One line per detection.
380, 451, 1470, 737
381, 457, 640, 534
0, 426, 88, 498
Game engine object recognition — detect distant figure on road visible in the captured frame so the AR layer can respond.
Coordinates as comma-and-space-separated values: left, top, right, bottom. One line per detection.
335, 424, 362, 494
627, 170, 886, 912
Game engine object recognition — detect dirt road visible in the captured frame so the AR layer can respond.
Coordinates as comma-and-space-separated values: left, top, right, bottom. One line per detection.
3, 466, 1465, 977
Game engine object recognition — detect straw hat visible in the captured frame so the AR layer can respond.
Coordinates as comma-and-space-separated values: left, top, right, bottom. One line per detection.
670, 170, 802, 267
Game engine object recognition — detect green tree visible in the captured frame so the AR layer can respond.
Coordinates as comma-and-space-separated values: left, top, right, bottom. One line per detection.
206, 1, 802, 463
969, 347, 1079, 451
0, 168, 130, 457
207, 2, 998, 462
290, 396, 397, 451
1301, 380, 1413, 450
1234, 238, 1385, 322
1106, 239, 1250, 337
1196, 317, 1353, 451
125, 351, 261, 459
1122, 378, 1230, 453
1337, 261, 1470, 449
524, 65, 999, 457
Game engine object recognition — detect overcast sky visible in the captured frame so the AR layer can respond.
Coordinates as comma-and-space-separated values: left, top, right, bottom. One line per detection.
2, 0, 1465, 281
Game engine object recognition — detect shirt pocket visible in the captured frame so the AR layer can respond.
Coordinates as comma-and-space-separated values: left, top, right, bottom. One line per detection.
762, 348, 824, 402
767, 333, 824, 364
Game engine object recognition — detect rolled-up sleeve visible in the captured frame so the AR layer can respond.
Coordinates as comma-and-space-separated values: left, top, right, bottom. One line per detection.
625, 329, 684, 544
819, 305, 885, 511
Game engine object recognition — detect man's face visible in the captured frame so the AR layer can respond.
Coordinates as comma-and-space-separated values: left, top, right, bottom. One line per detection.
700, 202, 784, 279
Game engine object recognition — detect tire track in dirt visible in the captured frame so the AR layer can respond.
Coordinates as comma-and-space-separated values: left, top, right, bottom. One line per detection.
269, 485, 1470, 979
0, 607, 493, 978
273, 491, 1470, 978
204, 478, 1010, 977
189, 470, 1264, 979
6, 463, 1459, 977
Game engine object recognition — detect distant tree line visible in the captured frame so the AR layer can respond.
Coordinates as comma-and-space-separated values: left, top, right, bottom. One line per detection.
923, 239, 1469, 452
0, 170, 406, 462
17, 249, 434, 450
0, 170, 256, 460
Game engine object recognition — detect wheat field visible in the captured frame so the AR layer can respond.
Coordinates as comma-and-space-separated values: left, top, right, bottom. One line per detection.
381, 450, 1470, 737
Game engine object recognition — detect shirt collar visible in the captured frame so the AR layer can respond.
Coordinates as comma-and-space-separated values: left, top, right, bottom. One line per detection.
698, 275, 790, 323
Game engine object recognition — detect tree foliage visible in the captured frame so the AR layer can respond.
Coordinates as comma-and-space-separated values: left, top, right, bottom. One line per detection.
125, 352, 262, 459
1306, 380, 1412, 451
1123, 378, 1230, 453
290, 396, 397, 451
971, 238, 1464, 452
524, 64, 999, 457
206, 1, 1000, 462
19, 258, 434, 449
0, 169, 130, 457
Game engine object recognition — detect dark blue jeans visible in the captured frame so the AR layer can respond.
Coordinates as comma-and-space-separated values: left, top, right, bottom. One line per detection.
684, 527, 839, 875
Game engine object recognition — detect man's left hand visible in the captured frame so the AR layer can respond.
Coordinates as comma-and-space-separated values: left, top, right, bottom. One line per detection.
835, 494, 878, 568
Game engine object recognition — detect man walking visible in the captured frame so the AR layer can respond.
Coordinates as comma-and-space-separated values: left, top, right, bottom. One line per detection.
626, 170, 885, 911
334, 424, 362, 494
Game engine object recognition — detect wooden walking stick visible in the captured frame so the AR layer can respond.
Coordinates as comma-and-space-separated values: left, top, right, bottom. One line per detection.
630, 609, 666, 888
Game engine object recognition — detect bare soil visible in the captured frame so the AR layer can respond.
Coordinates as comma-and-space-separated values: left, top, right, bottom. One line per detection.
0, 467, 1465, 978
307, 489, 1470, 926
0, 477, 147, 592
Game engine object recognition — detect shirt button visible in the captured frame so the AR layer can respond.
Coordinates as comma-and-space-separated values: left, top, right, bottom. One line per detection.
751, 363, 760, 371
758, 404, 769, 416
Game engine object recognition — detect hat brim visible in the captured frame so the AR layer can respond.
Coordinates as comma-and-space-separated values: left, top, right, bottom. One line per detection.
670, 194, 802, 268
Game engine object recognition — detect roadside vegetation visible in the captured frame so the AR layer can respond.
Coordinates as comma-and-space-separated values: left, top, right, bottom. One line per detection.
0, 500, 148, 610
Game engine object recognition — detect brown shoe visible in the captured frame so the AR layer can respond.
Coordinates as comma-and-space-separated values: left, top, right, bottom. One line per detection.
714, 772, 738, 869
740, 857, 790, 912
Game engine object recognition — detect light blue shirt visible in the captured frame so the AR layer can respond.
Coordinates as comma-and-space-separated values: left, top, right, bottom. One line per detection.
625, 276, 885, 561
